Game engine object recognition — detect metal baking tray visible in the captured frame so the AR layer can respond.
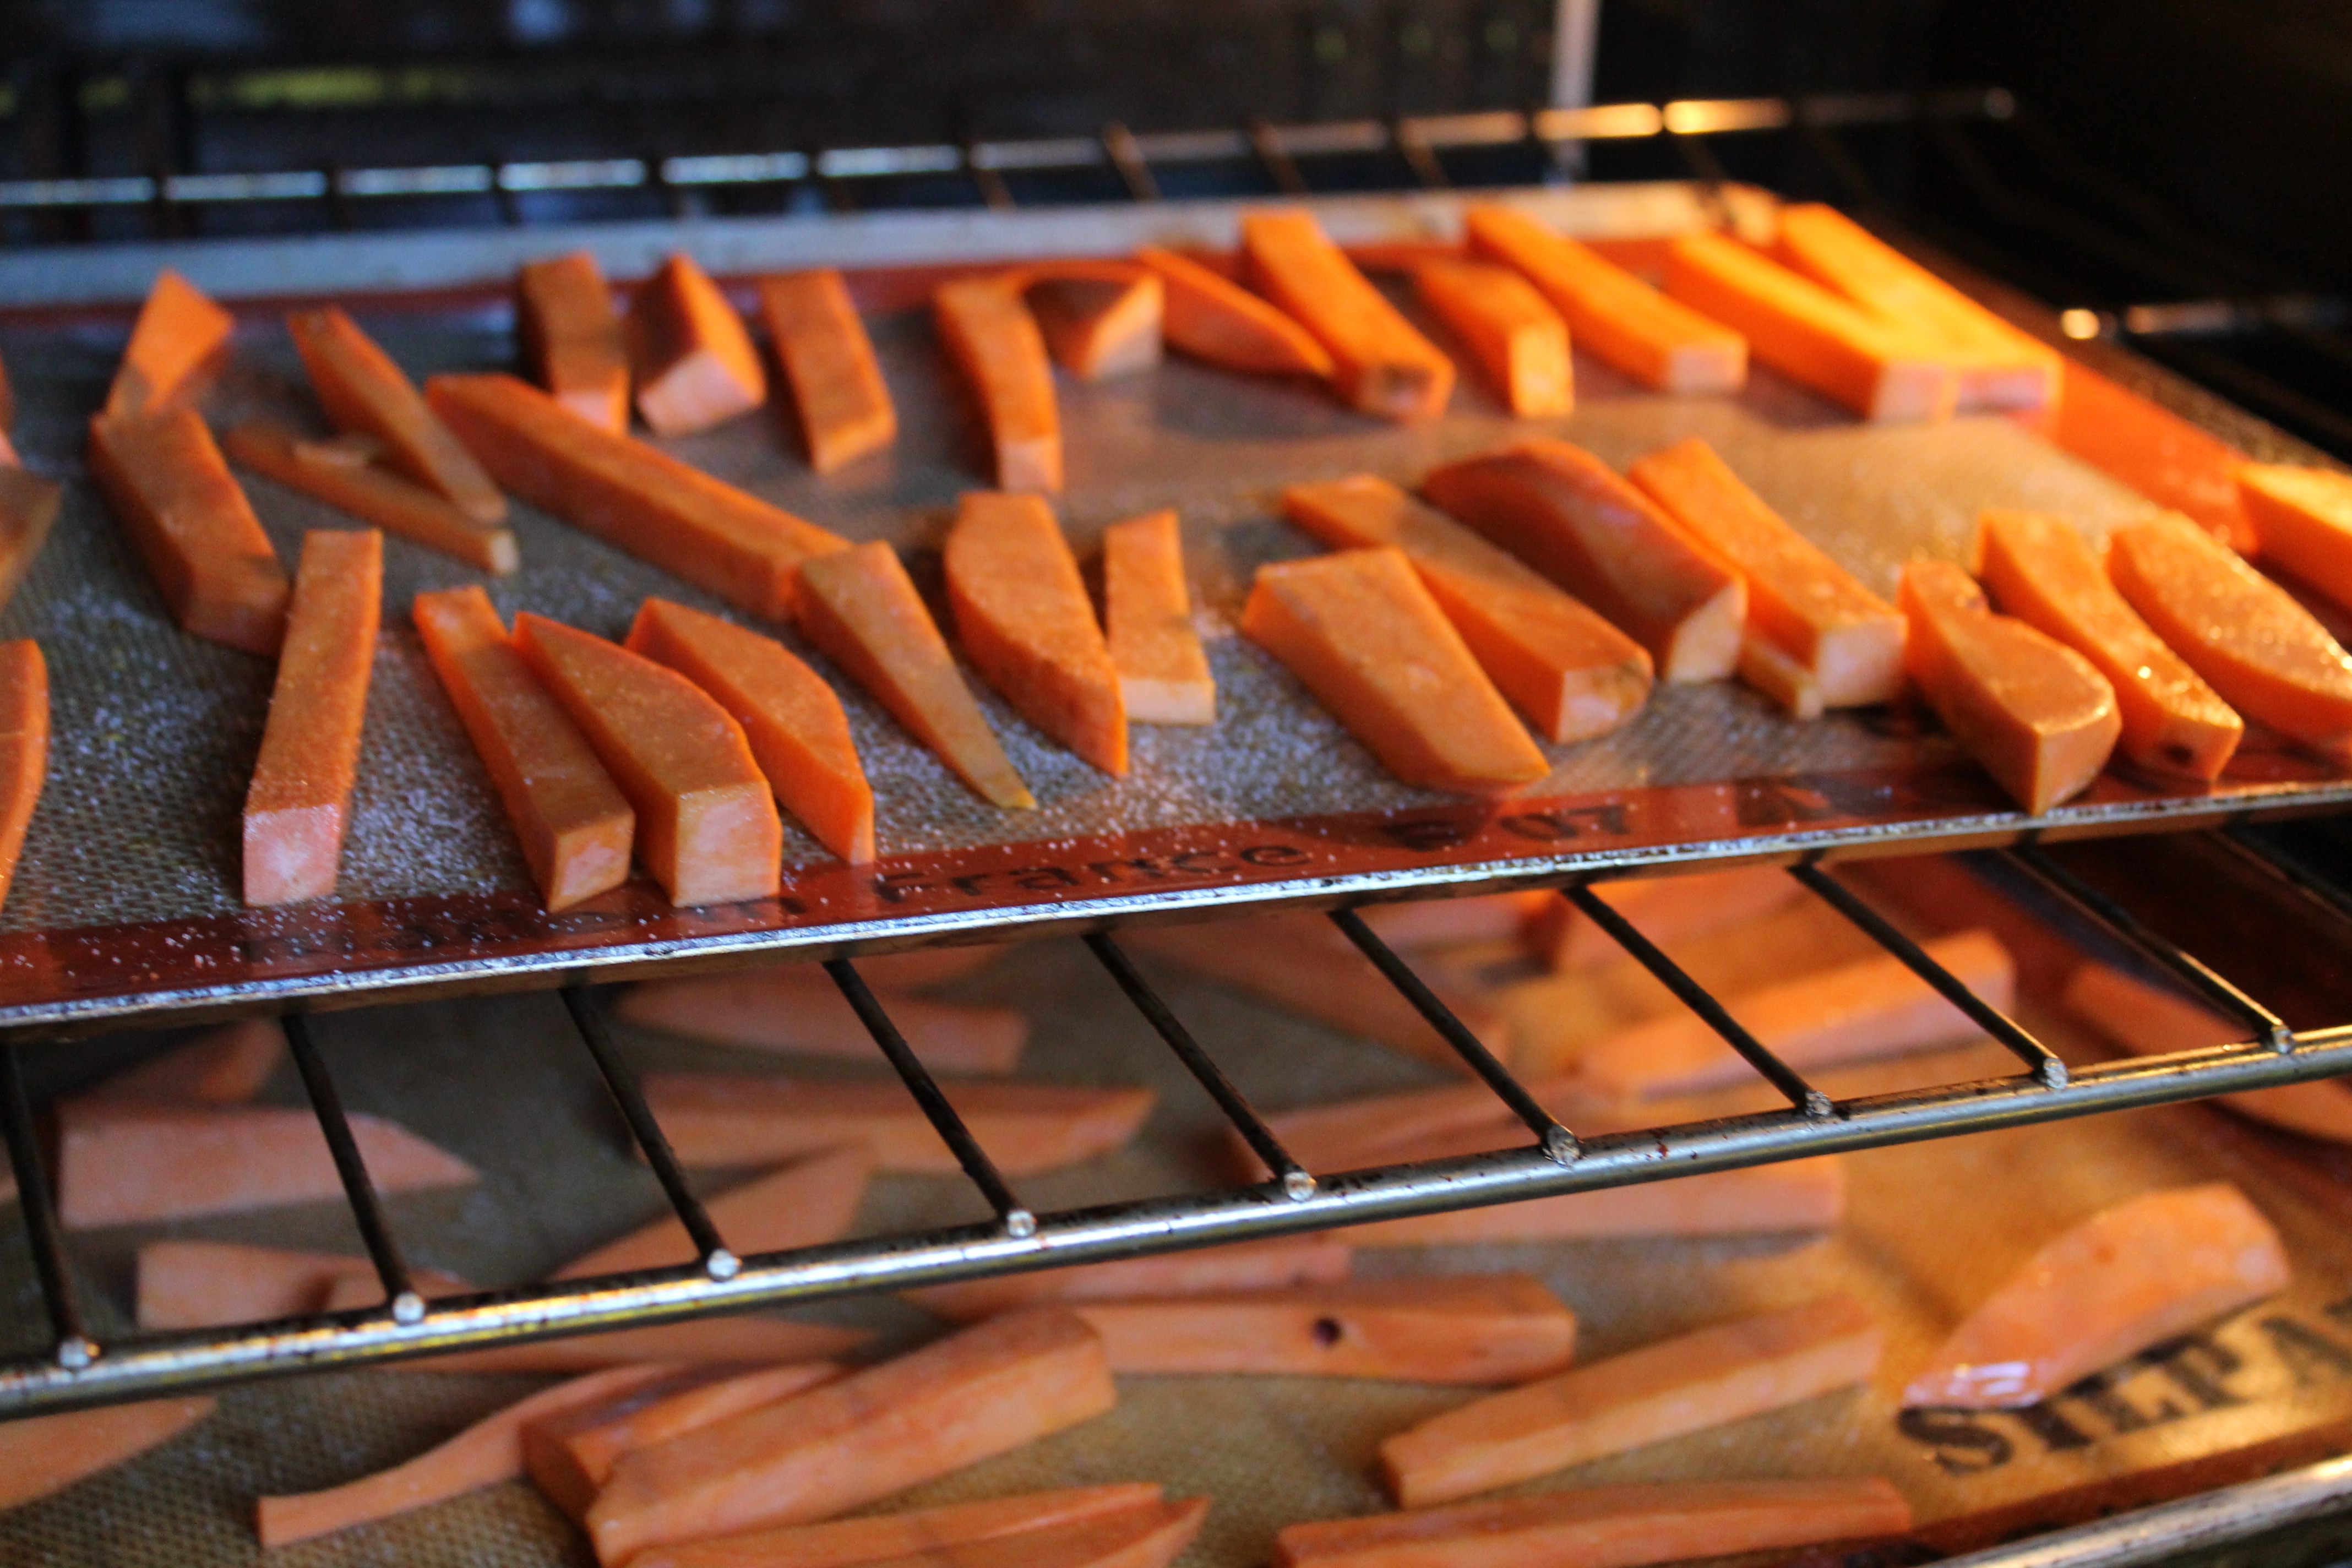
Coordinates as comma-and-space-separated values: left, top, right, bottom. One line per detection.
0, 181, 2341, 1037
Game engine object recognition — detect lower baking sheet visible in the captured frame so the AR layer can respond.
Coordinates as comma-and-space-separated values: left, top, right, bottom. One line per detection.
8, 848, 2352, 1566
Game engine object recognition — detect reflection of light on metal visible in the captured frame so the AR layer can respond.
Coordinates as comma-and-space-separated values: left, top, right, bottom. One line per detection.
1663, 97, 1792, 136
2059, 308, 2105, 341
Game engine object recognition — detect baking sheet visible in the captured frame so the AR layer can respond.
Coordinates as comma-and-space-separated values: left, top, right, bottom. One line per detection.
0, 184, 2344, 1035
8, 850, 2352, 1566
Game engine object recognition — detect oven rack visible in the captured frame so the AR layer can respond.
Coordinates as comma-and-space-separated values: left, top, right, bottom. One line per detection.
3, 834, 2349, 1417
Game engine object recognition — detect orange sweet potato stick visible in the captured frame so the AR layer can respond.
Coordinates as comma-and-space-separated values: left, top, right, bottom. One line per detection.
1244, 1075, 1587, 1179
1283, 475, 1652, 743
905, 1235, 1351, 1322
137, 1239, 419, 1329
224, 418, 520, 573
759, 269, 898, 472
519, 251, 630, 434
526, 1360, 845, 1520
1572, 929, 2015, 1100
2040, 363, 2256, 551
1974, 509, 2242, 780
2241, 464, 2352, 610
88, 407, 291, 656
586, 1306, 1119, 1565
1411, 259, 1572, 417
1739, 631, 1825, 717
81, 1019, 284, 1106
1359, 891, 1548, 951
1354, 1158, 1845, 1246
798, 1499, 1208, 1568
288, 306, 506, 524
947, 492, 1126, 774
2062, 961, 2352, 1141
551, 1146, 873, 1280
856, 945, 1013, 989
1243, 548, 1548, 794
257, 1363, 674, 1547
1275, 1477, 1912, 1568
1072, 1275, 1576, 1383
241, 530, 381, 906
0, 640, 42, 910
934, 275, 1062, 492
1382, 1294, 1883, 1506
628, 253, 769, 435
1103, 509, 1215, 725
619, 968, 1027, 1072
0, 1397, 216, 1511
1529, 867, 1801, 971
643, 1072, 1153, 1174
1905, 1183, 2288, 1408
1242, 210, 1455, 421
1772, 203, 2061, 411
429, 373, 847, 619
1629, 436, 1906, 706
1899, 559, 2120, 812
515, 613, 782, 907
0, 465, 61, 615
1463, 204, 1746, 394
105, 269, 235, 417
58, 1101, 475, 1228
627, 596, 874, 864
2106, 511, 2352, 761
398, 1318, 869, 1375
623, 1483, 1168, 1568
412, 585, 635, 911
1422, 439, 1746, 682
1134, 245, 1332, 378
1664, 231, 1957, 423
795, 540, 1033, 809
1023, 263, 1164, 380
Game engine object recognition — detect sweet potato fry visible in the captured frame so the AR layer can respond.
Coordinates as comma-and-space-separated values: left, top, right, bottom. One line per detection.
1905, 1182, 2288, 1408
821, 1499, 1208, 1568
1974, 509, 2241, 780
586, 1306, 1118, 1565
1572, 929, 2015, 1101
1103, 509, 1215, 725
1422, 440, 1746, 683
629, 254, 768, 435
257, 1363, 673, 1547
0, 640, 43, 910
1528, 867, 1802, 971
623, 1483, 1168, 1568
619, 967, 1027, 1072
0, 464, 60, 616
1773, 203, 2060, 411
1629, 436, 1905, 706
83, 1019, 284, 1106
0, 1397, 216, 1511
1359, 891, 1548, 951
1382, 1295, 1882, 1506
1900, 559, 2120, 812
1074, 1275, 1575, 1383
644, 1072, 1155, 1175
1463, 204, 1746, 394
1121, 911, 1515, 1074
137, 1239, 412, 1329
224, 418, 519, 573
1135, 244, 1332, 377
1283, 475, 1652, 742
760, 269, 897, 472
58, 1101, 475, 1228
88, 406, 290, 656
947, 491, 1126, 774
1244, 1076, 1589, 1179
428, 373, 847, 620
516, 613, 782, 907
2062, 961, 2352, 1140
1242, 210, 1454, 421
795, 541, 1033, 809
526, 1360, 844, 1520
242, 530, 381, 906
518, 251, 630, 433
1244, 548, 1548, 793
905, 1234, 1352, 1322
1412, 259, 1572, 417
1353, 1158, 1845, 1246
413, 585, 635, 911
627, 597, 874, 864
290, 306, 506, 524
855, 945, 1015, 990
397, 1318, 869, 1375
2109, 510, 2352, 761
552, 1146, 873, 1280
1275, 1477, 1911, 1568
935, 275, 1061, 492
2039, 363, 2255, 550
106, 269, 234, 417
1024, 264, 1164, 380
1736, 630, 1825, 716
2241, 463, 2352, 611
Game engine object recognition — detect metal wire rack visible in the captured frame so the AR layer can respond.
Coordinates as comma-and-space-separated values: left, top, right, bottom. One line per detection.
5, 836, 2349, 1418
